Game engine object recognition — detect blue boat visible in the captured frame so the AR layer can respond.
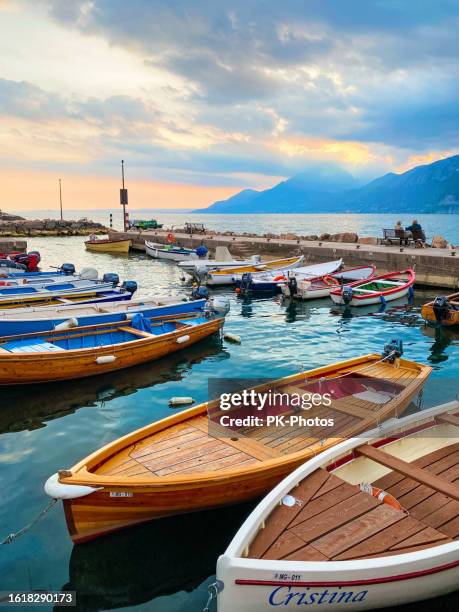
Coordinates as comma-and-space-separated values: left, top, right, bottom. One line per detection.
0, 296, 217, 336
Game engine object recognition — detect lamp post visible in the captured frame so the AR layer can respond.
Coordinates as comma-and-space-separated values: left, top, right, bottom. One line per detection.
120, 160, 129, 231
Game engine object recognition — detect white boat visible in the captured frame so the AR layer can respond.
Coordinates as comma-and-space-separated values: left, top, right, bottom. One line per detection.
241, 259, 344, 293
281, 264, 376, 300
179, 255, 262, 278
330, 269, 415, 307
145, 241, 208, 262
216, 399, 459, 611
206, 256, 305, 286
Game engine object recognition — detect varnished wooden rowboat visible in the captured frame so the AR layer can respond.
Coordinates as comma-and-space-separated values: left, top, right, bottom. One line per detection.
421, 293, 459, 326
85, 238, 131, 253
45, 346, 431, 542
0, 314, 223, 384
216, 400, 459, 611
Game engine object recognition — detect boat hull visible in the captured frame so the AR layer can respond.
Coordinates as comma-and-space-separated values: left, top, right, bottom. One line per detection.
207, 257, 304, 286
0, 316, 223, 385
330, 269, 415, 307
56, 353, 429, 542
85, 239, 131, 253
217, 548, 459, 611
330, 285, 410, 306
421, 293, 459, 326
0, 299, 206, 336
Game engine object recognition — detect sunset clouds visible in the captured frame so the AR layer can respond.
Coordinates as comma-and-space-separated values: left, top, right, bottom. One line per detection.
0, 0, 458, 209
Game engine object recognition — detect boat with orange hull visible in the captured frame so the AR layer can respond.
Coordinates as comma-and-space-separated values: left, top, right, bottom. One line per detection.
45, 345, 431, 543
421, 293, 459, 326
0, 314, 224, 385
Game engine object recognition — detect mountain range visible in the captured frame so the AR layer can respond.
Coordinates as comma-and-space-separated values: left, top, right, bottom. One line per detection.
197, 155, 459, 214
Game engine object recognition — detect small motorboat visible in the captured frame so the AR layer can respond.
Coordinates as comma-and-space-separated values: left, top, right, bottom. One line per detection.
85, 238, 131, 253
0, 294, 229, 336
0, 312, 224, 385
145, 241, 209, 262
237, 260, 345, 294
179, 256, 262, 280
281, 264, 376, 300
44, 341, 430, 542
330, 269, 415, 307
216, 399, 459, 611
421, 293, 459, 326
207, 256, 305, 286
0, 283, 136, 309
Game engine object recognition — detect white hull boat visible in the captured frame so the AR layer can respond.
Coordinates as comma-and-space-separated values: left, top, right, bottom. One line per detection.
145, 241, 208, 262
206, 256, 305, 286
242, 260, 344, 293
281, 264, 376, 300
216, 400, 459, 611
330, 269, 415, 307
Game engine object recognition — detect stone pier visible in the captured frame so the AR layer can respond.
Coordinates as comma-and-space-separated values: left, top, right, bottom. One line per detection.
110, 229, 459, 289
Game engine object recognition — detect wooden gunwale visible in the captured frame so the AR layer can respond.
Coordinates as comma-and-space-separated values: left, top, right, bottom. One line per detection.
60, 354, 431, 488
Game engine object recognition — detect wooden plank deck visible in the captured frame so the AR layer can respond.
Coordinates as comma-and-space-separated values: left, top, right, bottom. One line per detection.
249, 442, 459, 561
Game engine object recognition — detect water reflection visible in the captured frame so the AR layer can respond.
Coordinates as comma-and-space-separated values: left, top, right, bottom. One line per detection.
422, 325, 459, 365
0, 337, 227, 434
61, 502, 255, 611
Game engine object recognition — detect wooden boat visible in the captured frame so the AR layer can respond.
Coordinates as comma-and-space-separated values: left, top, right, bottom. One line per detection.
237, 260, 344, 294
281, 264, 376, 300
330, 269, 415, 307
0, 286, 133, 310
216, 400, 459, 611
0, 313, 223, 385
44, 346, 430, 542
207, 256, 305, 286
85, 238, 131, 253
145, 241, 208, 262
421, 293, 459, 326
0, 296, 211, 336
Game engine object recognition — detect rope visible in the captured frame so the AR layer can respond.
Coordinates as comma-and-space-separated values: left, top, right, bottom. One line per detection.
1, 498, 57, 545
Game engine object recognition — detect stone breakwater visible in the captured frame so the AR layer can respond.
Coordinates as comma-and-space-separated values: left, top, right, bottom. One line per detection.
0, 218, 109, 237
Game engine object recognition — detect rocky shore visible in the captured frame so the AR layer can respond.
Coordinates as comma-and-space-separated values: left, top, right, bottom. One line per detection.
0, 214, 109, 237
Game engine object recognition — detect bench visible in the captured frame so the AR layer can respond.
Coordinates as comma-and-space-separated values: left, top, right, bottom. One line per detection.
382, 229, 426, 247
184, 222, 206, 235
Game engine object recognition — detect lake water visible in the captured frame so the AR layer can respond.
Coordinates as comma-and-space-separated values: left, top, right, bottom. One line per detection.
16, 210, 459, 245
0, 231, 458, 612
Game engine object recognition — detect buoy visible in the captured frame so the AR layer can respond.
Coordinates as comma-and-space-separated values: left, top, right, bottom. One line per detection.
169, 396, 195, 407
176, 335, 190, 344
96, 355, 116, 364
224, 332, 241, 344
235, 287, 241, 293
54, 317, 78, 331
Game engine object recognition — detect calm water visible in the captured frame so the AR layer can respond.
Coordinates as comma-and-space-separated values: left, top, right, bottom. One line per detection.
17, 210, 459, 245
0, 233, 458, 611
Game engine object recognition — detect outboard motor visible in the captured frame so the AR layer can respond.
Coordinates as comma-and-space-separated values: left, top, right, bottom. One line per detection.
239, 272, 253, 294
121, 280, 137, 295
288, 276, 298, 298
27, 251, 41, 270
382, 339, 404, 363
432, 296, 450, 322
195, 244, 208, 259
210, 296, 230, 316
60, 263, 76, 275
103, 273, 120, 286
342, 285, 353, 304
191, 285, 209, 300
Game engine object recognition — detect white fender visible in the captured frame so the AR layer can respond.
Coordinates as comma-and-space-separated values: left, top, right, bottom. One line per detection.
169, 396, 195, 406
54, 317, 78, 331
44, 473, 102, 500
224, 332, 241, 344
96, 355, 116, 364
124, 312, 135, 321
176, 335, 190, 344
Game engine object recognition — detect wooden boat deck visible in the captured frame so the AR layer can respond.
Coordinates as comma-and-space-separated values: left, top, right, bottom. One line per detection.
248, 442, 459, 562
94, 362, 420, 479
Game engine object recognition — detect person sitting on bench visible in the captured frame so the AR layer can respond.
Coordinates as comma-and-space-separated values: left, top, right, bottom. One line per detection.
406, 219, 426, 246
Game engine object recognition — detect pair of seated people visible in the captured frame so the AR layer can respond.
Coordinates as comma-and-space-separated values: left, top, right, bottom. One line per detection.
394, 220, 426, 245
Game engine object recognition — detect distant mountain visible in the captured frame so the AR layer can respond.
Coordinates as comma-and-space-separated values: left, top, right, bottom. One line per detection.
197, 155, 459, 213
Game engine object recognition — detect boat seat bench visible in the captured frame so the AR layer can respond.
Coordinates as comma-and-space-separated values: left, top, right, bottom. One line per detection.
356, 444, 459, 502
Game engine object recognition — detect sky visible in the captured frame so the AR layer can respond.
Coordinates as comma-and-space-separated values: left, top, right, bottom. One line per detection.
0, 0, 458, 211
